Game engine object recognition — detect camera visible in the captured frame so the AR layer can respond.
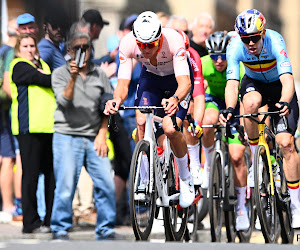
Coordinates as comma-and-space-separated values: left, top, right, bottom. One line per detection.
75, 48, 86, 68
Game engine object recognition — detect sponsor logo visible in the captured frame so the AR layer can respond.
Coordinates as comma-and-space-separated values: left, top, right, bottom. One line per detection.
161, 51, 167, 58
227, 70, 233, 74
180, 100, 188, 109
280, 49, 287, 58
246, 87, 255, 92
175, 48, 186, 61
277, 123, 286, 132
143, 97, 148, 105
119, 51, 127, 64
194, 81, 200, 85
280, 62, 291, 67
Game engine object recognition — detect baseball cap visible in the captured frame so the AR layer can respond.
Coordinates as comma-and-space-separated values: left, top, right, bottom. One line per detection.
82, 9, 109, 28
17, 13, 35, 26
124, 14, 138, 30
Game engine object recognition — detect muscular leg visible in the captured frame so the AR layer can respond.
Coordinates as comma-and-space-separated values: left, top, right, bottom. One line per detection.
229, 144, 247, 187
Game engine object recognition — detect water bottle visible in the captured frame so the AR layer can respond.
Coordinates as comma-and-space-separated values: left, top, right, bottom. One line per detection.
270, 155, 281, 188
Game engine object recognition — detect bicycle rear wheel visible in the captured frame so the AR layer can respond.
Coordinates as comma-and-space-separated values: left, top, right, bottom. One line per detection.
277, 159, 294, 244
129, 140, 156, 240
163, 154, 189, 241
208, 151, 223, 242
253, 145, 278, 243
237, 151, 254, 242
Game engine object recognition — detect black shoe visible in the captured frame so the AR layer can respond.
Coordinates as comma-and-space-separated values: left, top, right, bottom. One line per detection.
98, 232, 123, 241
52, 233, 69, 240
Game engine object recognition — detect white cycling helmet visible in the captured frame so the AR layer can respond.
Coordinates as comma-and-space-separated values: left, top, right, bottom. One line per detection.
133, 11, 162, 43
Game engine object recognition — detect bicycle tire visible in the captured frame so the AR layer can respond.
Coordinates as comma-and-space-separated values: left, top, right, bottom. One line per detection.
163, 154, 189, 241
208, 151, 223, 242
253, 145, 278, 243
184, 188, 200, 242
224, 160, 237, 243
277, 157, 294, 244
197, 187, 209, 223
237, 151, 254, 242
129, 140, 156, 240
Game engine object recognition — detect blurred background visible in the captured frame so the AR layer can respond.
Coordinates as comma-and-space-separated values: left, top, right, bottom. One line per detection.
1, 0, 300, 88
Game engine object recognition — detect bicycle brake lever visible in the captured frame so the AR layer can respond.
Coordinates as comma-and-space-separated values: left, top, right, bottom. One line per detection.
226, 122, 234, 139
171, 115, 180, 132
186, 113, 196, 136
108, 102, 119, 132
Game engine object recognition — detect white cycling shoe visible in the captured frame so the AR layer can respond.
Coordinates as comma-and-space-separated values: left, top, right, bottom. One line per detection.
291, 207, 300, 229
235, 210, 250, 231
190, 167, 203, 186
201, 166, 210, 189
179, 175, 195, 208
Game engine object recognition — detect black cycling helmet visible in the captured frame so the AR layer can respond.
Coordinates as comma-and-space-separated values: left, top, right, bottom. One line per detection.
205, 31, 231, 53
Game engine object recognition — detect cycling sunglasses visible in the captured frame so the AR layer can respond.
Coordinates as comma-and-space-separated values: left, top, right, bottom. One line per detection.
240, 32, 262, 44
136, 39, 159, 49
210, 53, 226, 61
72, 44, 90, 51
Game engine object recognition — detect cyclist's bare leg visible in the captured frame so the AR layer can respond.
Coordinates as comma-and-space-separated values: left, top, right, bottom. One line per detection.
202, 108, 219, 148
135, 109, 146, 143
229, 144, 247, 187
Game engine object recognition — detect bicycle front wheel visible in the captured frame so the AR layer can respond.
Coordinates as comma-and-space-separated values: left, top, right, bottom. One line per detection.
129, 140, 156, 240
253, 145, 278, 243
163, 154, 189, 241
208, 151, 223, 242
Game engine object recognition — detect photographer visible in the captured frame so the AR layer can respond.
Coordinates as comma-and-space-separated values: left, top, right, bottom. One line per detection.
50, 31, 117, 240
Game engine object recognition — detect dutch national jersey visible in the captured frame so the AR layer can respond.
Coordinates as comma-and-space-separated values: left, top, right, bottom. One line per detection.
118, 28, 190, 79
226, 29, 292, 83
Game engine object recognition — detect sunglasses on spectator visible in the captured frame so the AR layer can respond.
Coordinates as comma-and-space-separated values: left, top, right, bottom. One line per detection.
136, 39, 159, 49
210, 53, 226, 61
240, 32, 263, 44
72, 44, 90, 51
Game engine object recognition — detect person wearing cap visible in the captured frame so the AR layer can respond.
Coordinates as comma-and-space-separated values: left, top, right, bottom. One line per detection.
82, 9, 109, 60
16, 13, 38, 36
38, 12, 67, 71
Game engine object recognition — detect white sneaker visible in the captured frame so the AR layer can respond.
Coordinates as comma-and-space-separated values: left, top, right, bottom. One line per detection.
255, 216, 261, 230
201, 166, 210, 189
235, 210, 250, 231
247, 159, 263, 188
135, 182, 148, 201
291, 207, 300, 229
0, 211, 12, 223
190, 168, 203, 186
179, 175, 195, 208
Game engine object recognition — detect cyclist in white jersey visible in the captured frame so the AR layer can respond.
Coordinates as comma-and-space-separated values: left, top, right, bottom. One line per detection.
104, 11, 195, 208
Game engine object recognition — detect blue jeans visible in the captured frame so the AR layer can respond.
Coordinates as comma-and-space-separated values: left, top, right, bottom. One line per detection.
50, 132, 116, 239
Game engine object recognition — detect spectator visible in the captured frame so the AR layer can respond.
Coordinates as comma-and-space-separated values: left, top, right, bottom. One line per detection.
156, 11, 169, 28
9, 33, 55, 233
50, 31, 116, 240
0, 18, 22, 223
16, 13, 39, 36
190, 13, 215, 57
166, 15, 189, 35
38, 13, 67, 71
81, 9, 109, 60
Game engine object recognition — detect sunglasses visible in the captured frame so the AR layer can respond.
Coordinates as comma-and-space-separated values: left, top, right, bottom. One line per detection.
72, 44, 90, 51
240, 32, 262, 44
136, 39, 159, 49
210, 53, 226, 61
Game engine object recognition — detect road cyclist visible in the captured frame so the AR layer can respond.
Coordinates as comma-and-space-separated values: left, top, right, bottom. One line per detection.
219, 8, 300, 230
104, 11, 196, 212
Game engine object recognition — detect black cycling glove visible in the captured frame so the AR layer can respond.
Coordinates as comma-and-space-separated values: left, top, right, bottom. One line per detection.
220, 107, 234, 120
278, 101, 290, 112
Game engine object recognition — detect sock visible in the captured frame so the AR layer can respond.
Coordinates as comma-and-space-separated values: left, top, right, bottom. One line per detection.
187, 142, 200, 171
174, 154, 190, 180
235, 186, 247, 212
203, 144, 214, 170
248, 137, 259, 164
140, 154, 149, 183
287, 180, 300, 210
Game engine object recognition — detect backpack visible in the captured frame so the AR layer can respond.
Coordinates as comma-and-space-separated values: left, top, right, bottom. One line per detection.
0, 44, 12, 110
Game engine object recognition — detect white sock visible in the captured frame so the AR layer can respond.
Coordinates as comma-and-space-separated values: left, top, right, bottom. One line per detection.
174, 154, 190, 180
140, 154, 149, 183
203, 144, 214, 169
248, 140, 258, 164
187, 143, 200, 171
288, 183, 300, 210
235, 186, 247, 212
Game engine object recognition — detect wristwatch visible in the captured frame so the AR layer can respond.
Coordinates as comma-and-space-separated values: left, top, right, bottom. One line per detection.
172, 95, 180, 102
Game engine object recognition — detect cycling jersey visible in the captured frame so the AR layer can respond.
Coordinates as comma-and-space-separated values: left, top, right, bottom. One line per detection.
188, 47, 204, 98
226, 29, 292, 83
118, 28, 190, 79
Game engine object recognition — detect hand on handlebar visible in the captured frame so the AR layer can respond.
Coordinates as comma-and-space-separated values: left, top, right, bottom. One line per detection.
188, 121, 203, 138
162, 97, 179, 116
104, 98, 121, 115
219, 107, 234, 126
275, 101, 290, 117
